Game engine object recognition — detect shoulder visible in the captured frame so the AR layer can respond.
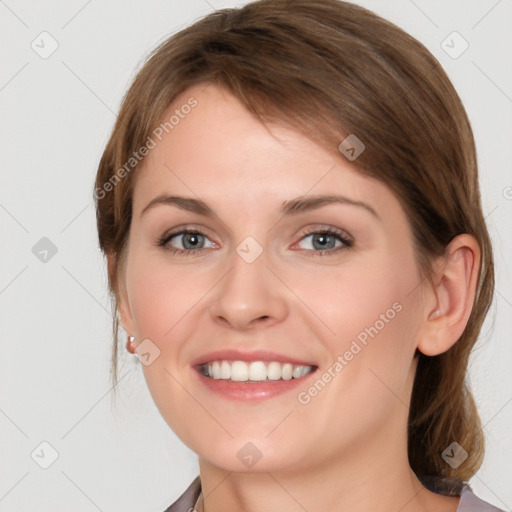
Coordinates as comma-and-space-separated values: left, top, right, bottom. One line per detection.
162, 476, 201, 512
457, 484, 507, 512
420, 475, 506, 512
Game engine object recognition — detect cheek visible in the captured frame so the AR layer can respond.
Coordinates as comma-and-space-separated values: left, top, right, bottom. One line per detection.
290, 249, 421, 407
289, 248, 418, 351
125, 247, 207, 344
124, 249, 213, 444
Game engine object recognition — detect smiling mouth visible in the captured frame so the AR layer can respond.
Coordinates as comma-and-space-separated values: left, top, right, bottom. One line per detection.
197, 360, 317, 382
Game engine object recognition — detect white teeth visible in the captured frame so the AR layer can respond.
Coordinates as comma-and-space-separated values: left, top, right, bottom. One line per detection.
267, 361, 282, 381
292, 365, 303, 379
212, 361, 221, 379
203, 360, 315, 382
220, 360, 231, 379
249, 361, 267, 381
281, 363, 293, 380
231, 361, 249, 381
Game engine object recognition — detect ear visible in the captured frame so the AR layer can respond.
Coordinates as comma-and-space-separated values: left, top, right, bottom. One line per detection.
107, 251, 136, 338
416, 234, 481, 356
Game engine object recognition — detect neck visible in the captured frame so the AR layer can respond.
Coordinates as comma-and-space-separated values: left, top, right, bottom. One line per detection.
196, 413, 450, 512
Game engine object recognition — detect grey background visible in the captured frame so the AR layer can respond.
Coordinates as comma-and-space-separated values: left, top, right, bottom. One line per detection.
0, 0, 511, 511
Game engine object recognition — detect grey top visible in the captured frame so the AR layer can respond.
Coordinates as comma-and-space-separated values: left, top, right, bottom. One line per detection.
162, 475, 507, 512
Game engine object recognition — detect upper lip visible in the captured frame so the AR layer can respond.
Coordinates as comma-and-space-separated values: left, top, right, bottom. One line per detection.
191, 349, 318, 367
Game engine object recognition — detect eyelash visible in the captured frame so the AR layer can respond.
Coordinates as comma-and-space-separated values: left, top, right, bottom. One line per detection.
156, 227, 353, 257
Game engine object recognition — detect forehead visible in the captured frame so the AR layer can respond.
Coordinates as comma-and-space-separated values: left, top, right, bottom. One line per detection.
131, 84, 399, 220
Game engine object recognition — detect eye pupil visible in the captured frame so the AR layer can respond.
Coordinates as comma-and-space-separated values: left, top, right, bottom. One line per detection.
313, 233, 335, 250
183, 233, 204, 250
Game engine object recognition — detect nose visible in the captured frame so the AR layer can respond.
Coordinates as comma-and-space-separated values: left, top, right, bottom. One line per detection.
209, 245, 289, 331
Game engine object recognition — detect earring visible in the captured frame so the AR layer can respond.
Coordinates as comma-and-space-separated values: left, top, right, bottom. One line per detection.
126, 335, 135, 354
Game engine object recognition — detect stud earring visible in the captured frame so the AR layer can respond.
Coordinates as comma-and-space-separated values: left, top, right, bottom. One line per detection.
126, 335, 136, 354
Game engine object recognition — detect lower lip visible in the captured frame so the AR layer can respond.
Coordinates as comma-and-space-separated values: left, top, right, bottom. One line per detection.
193, 366, 317, 401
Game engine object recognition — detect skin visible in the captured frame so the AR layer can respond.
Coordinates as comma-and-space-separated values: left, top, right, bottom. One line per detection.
113, 84, 480, 512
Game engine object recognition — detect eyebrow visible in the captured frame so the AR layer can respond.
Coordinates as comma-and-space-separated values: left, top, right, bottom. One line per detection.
140, 194, 379, 220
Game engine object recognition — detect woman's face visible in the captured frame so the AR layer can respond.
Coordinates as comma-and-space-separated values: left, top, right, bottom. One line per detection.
118, 84, 428, 473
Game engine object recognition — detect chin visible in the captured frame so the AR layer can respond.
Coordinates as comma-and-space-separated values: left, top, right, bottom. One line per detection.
194, 437, 308, 474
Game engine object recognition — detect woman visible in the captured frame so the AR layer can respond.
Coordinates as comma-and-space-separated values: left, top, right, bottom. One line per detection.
94, 1, 505, 510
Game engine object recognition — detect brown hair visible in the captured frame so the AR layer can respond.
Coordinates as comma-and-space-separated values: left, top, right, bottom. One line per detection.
94, 0, 494, 484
